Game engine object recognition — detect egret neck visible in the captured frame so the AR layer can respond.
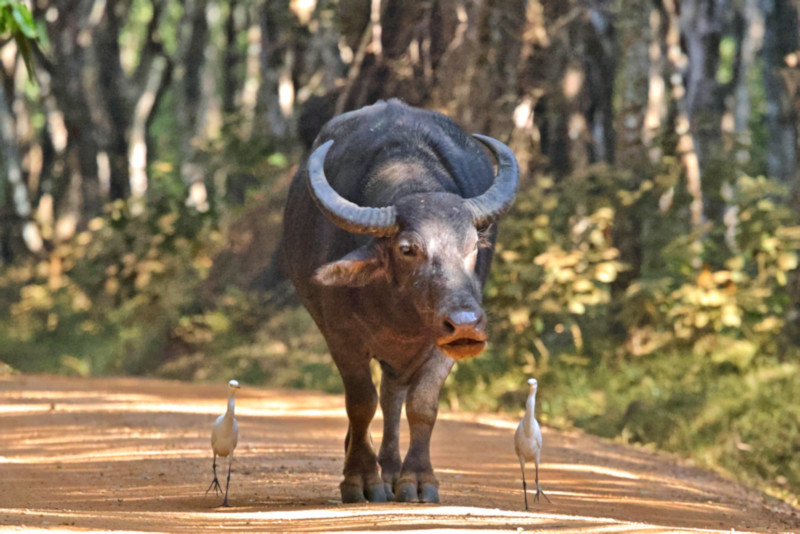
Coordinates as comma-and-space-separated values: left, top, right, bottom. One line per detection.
523, 386, 537, 435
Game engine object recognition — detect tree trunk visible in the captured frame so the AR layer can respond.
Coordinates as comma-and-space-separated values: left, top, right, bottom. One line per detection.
680, 0, 727, 223
258, 0, 295, 139
223, 0, 240, 115
176, 0, 210, 210
0, 67, 43, 258
610, 0, 649, 293
615, 0, 649, 170
41, 0, 103, 236
95, 0, 131, 200
129, 56, 170, 201
239, 4, 262, 139
760, 0, 798, 184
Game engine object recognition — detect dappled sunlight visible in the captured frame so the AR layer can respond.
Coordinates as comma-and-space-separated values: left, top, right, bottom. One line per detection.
543, 449, 727, 501
439, 412, 519, 431
3, 389, 159, 402
0, 504, 736, 533
0, 399, 219, 416
1, 375, 794, 532
437, 465, 515, 477
573, 526, 697, 534
524, 488, 740, 514
562, 443, 668, 468
0, 397, 346, 418
546, 463, 640, 480
531, 477, 640, 494
1, 447, 209, 464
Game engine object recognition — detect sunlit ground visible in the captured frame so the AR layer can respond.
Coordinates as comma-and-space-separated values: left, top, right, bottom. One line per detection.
1, 374, 797, 533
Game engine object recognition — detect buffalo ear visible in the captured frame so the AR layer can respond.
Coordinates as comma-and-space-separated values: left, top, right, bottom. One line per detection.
312, 245, 387, 287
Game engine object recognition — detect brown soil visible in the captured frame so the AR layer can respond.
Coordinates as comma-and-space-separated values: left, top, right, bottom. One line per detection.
1, 374, 798, 533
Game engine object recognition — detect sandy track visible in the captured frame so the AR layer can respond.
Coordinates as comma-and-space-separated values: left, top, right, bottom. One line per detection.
1, 374, 798, 532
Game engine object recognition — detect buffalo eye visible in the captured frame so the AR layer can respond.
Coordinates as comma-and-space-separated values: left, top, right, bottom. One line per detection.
397, 239, 420, 258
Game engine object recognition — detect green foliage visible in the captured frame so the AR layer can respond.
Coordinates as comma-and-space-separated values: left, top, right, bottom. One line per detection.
486, 167, 629, 365
538, 352, 800, 504
0, 122, 331, 385
456, 162, 800, 502
158, 289, 338, 392
622, 175, 799, 360
0, 0, 39, 80
0, 0, 34, 37
0, 191, 221, 375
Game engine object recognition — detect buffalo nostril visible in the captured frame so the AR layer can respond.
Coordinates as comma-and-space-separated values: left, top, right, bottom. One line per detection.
443, 319, 456, 334
442, 310, 486, 337
450, 310, 480, 327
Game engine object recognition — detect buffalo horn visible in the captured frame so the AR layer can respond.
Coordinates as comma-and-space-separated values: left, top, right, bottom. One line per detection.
306, 139, 399, 237
465, 134, 520, 228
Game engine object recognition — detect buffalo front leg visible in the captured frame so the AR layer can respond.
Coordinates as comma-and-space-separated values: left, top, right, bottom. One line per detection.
377, 369, 407, 500
337, 362, 388, 503
395, 351, 454, 503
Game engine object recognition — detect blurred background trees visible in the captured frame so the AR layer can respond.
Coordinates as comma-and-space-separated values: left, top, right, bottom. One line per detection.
1, 0, 799, 503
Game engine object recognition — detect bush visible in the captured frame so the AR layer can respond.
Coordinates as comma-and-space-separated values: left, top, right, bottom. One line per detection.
449, 166, 800, 502
0, 190, 221, 375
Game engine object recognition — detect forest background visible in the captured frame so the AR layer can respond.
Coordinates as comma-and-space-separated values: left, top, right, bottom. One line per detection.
1, 0, 799, 506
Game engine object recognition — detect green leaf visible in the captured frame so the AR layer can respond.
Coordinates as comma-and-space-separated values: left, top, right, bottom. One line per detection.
0, 8, 10, 33
11, 3, 36, 38
13, 29, 35, 82
267, 152, 289, 168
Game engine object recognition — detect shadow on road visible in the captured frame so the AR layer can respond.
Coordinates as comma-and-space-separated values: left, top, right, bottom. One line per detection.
1, 375, 798, 532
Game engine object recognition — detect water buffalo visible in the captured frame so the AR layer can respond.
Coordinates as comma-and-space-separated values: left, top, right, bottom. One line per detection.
280, 99, 519, 503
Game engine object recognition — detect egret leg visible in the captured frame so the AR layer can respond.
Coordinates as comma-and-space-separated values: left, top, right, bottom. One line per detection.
534, 462, 552, 504
221, 455, 233, 507
521, 464, 528, 511
518, 457, 529, 511
206, 454, 222, 496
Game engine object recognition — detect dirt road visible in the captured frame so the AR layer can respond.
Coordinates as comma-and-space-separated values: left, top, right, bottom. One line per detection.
1, 375, 798, 532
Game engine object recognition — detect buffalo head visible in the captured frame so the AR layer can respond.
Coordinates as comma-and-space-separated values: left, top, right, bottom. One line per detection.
305, 135, 519, 360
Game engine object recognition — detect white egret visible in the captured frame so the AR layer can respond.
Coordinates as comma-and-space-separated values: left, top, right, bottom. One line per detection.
206, 379, 240, 507
514, 377, 551, 509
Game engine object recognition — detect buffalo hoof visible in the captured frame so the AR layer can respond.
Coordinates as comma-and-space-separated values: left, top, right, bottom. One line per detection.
420, 483, 439, 503
383, 482, 395, 501
340, 481, 389, 503
365, 483, 389, 503
394, 481, 419, 503
340, 483, 367, 503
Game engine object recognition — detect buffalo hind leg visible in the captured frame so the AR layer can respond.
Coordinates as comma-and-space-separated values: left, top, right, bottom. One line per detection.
337, 362, 388, 503
395, 352, 454, 503
377, 369, 407, 500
